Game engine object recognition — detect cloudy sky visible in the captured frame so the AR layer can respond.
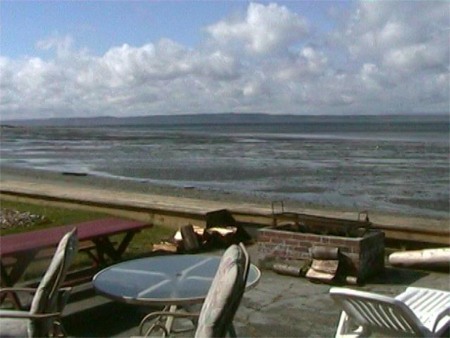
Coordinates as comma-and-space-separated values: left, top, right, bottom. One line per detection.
1, 1, 449, 120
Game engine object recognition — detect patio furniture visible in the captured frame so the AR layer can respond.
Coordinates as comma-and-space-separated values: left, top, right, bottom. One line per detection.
138, 243, 251, 337
0, 218, 151, 290
329, 286, 450, 337
93, 249, 260, 305
0, 227, 78, 338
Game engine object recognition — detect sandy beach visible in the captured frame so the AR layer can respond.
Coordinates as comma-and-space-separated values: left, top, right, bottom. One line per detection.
1, 165, 448, 231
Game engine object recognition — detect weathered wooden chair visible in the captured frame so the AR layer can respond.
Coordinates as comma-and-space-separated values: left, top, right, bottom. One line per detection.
0, 228, 78, 337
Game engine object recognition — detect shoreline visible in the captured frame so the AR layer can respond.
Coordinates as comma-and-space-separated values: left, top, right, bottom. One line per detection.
0, 165, 449, 230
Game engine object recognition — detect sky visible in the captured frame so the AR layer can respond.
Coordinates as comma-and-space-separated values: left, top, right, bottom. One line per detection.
0, 1, 449, 120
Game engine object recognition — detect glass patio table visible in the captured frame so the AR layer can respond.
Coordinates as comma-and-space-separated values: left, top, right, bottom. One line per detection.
92, 254, 261, 334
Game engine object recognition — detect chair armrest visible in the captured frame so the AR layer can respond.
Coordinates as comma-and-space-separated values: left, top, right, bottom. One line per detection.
432, 305, 450, 333
139, 311, 200, 336
0, 311, 61, 320
0, 286, 72, 312
0, 287, 72, 298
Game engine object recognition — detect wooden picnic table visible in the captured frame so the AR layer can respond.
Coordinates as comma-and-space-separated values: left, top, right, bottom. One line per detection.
0, 218, 152, 288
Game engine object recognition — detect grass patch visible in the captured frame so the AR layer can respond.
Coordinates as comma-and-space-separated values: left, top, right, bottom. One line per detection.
0, 199, 112, 235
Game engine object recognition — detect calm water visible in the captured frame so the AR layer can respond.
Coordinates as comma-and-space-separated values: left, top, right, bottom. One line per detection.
1, 115, 449, 218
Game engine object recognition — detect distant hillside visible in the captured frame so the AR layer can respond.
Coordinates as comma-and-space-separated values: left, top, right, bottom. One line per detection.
2, 112, 448, 127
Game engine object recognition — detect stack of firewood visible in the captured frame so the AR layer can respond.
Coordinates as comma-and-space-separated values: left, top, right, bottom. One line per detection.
152, 224, 239, 254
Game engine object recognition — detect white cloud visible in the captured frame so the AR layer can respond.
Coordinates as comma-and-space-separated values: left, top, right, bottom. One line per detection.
383, 41, 448, 74
207, 2, 308, 54
276, 46, 328, 81
343, 1, 449, 73
0, 1, 448, 120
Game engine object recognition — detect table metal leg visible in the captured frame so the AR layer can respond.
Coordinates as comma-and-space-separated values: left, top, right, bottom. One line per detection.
139, 304, 198, 337
140, 306, 170, 337
165, 304, 177, 334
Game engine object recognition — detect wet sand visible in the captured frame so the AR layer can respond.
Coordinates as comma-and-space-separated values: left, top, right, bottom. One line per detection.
0, 165, 449, 230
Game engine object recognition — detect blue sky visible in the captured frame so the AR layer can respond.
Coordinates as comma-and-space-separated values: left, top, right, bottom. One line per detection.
2, 1, 345, 58
0, 1, 448, 119
2, 2, 236, 57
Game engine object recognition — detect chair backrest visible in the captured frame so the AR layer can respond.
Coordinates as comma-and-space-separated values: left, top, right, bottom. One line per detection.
195, 243, 250, 338
330, 287, 429, 337
30, 227, 78, 315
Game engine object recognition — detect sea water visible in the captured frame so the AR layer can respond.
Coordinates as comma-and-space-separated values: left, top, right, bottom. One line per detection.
1, 115, 448, 219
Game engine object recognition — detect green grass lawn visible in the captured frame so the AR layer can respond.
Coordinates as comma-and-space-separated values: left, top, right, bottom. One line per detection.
0, 198, 175, 281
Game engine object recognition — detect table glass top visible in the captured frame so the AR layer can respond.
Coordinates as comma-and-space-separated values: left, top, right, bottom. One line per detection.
93, 254, 260, 305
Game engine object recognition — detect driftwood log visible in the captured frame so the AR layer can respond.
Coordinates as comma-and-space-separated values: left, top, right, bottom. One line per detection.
389, 248, 450, 269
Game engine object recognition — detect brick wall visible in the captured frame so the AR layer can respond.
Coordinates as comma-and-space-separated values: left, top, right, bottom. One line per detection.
257, 227, 385, 282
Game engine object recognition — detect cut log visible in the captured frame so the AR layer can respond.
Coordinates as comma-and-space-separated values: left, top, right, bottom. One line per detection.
180, 224, 200, 253
152, 242, 178, 253
310, 246, 340, 260
306, 245, 340, 283
273, 263, 302, 277
389, 248, 450, 269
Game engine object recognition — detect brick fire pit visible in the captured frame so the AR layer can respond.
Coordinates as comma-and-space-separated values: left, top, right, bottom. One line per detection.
257, 217, 385, 283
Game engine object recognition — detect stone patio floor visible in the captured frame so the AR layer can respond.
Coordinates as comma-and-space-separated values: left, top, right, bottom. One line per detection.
61, 244, 450, 337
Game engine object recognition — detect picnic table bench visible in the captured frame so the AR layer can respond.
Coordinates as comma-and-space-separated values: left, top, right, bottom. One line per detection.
0, 217, 152, 289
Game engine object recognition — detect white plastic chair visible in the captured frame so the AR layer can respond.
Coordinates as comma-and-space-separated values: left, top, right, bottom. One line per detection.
0, 228, 78, 338
329, 287, 450, 337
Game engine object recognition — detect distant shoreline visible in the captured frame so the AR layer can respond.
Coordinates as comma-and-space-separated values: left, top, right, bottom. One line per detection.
1, 165, 448, 231
2, 112, 448, 126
